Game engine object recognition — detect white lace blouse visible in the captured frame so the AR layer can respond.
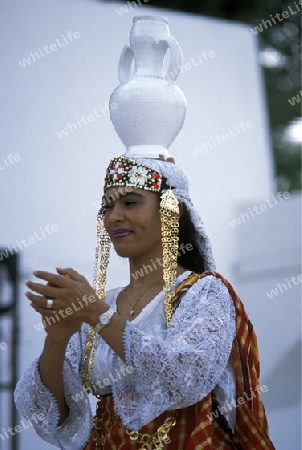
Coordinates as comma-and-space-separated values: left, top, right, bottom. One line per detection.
14, 272, 236, 450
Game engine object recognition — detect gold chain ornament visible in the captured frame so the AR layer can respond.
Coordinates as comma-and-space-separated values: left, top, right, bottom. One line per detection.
93, 209, 111, 300
160, 188, 179, 327
124, 276, 163, 316
91, 400, 176, 450
91, 401, 119, 449
83, 210, 111, 393
126, 415, 177, 449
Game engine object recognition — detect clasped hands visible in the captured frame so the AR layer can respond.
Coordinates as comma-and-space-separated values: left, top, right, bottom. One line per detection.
25, 267, 107, 340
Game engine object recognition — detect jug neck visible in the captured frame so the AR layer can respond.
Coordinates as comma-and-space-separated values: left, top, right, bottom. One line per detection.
132, 40, 168, 78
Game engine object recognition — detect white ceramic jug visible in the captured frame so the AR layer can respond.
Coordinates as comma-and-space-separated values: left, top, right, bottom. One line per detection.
109, 16, 187, 159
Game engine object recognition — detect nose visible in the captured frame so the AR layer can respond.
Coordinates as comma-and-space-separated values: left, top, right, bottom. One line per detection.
105, 204, 125, 226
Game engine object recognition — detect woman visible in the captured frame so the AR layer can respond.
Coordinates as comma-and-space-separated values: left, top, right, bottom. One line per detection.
15, 155, 275, 449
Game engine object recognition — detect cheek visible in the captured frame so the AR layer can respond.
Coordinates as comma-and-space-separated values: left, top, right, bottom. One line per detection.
145, 208, 161, 237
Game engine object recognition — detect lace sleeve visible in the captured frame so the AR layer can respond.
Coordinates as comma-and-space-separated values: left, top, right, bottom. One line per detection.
14, 325, 93, 450
111, 275, 236, 431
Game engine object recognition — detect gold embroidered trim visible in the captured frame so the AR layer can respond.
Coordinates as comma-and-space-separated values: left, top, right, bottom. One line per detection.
126, 415, 176, 449
91, 398, 176, 450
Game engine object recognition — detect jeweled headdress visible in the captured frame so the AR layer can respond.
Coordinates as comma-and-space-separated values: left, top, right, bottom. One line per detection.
105, 156, 162, 192
94, 16, 215, 326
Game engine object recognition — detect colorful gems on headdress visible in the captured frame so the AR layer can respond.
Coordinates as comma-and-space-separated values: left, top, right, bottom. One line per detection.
104, 156, 162, 192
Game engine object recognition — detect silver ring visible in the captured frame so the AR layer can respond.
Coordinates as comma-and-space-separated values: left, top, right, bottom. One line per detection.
46, 299, 54, 309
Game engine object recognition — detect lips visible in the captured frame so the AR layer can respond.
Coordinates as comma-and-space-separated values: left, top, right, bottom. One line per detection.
111, 229, 133, 239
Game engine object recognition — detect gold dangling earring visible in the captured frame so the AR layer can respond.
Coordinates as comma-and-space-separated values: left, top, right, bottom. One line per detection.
160, 188, 179, 326
83, 208, 111, 393
93, 208, 111, 300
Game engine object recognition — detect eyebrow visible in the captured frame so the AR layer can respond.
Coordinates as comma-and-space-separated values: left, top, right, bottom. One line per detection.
102, 191, 144, 203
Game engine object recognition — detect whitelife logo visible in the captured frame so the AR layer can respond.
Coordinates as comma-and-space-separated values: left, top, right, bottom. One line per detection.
228, 192, 290, 228
71, 365, 134, 401
250, 1, 302, 34
18, 31, 81, 68
288, 90, 302, 106
266, 275, 302, 299
191, 121, 252, 157
0, 342, 7, 351
0, 225, 58, 261
115, 0, 150, 16
0, 153, 21, 171
0, 413, 45, 442
55, 101, 117, 139
131, 243, 193, 280
34, 295, 96, 332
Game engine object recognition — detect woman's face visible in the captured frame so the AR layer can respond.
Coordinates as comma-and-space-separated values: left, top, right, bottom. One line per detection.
103, 186, 162, 259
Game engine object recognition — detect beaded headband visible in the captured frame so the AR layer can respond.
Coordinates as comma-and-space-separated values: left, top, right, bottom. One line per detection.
104, 156, 163, 193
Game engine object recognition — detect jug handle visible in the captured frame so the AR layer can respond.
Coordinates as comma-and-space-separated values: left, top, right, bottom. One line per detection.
118, 45, 134, 84
165, 37, 183, 81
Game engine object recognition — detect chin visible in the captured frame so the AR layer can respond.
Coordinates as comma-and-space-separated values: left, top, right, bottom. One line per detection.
114, 249, 131, 258
112, 243, 148, 259
112, 244, 133, 258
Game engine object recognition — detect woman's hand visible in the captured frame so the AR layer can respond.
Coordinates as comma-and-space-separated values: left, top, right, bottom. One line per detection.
25, 267, 104, 344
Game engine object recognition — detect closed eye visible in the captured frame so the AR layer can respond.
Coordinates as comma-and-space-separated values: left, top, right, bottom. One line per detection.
102, 200, 138, 211
125, 200, 138, 207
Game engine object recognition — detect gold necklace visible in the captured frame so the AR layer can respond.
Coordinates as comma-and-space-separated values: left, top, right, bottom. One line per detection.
124, 276, 162, 316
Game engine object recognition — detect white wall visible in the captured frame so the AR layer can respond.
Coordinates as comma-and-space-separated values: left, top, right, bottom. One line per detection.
0, 0, 287, 448
232, 192, 301, 449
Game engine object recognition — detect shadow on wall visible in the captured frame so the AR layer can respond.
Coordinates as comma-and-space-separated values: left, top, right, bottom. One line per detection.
263, 340, 301, 408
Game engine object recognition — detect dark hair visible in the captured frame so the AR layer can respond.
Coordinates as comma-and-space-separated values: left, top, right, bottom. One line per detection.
177, 203, 205, 274
159, 177, 205, 274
